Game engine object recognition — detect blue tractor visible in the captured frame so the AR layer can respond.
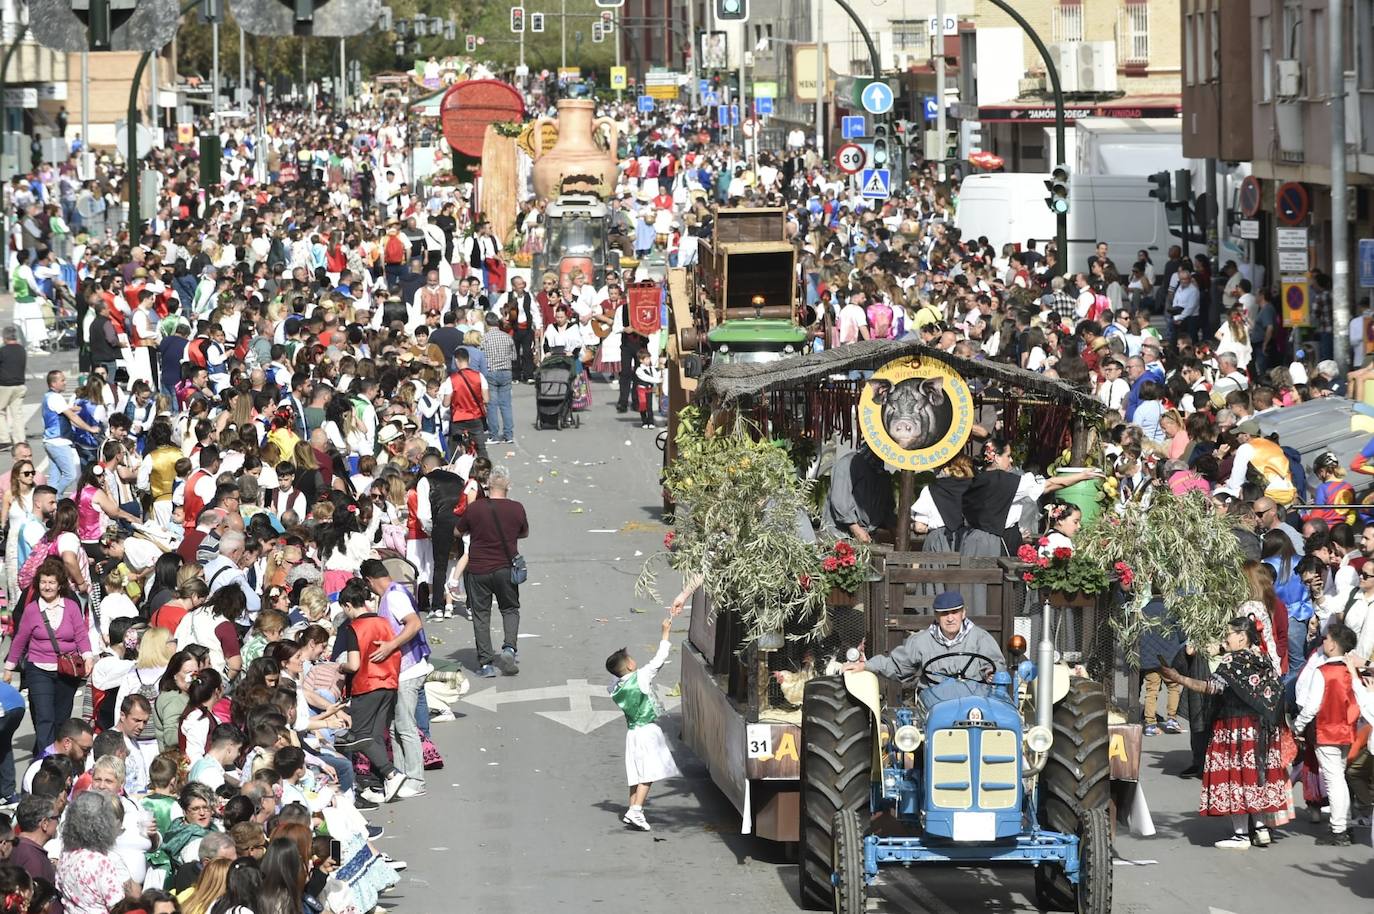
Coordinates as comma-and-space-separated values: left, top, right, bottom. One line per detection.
798, 637, 1112, 913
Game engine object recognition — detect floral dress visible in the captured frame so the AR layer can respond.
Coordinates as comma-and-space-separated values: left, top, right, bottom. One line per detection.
1199, 648, 1295, 824
56, 848, 127, 914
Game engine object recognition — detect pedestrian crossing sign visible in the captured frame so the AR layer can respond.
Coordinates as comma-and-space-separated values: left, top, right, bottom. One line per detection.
859, 167, 891, 199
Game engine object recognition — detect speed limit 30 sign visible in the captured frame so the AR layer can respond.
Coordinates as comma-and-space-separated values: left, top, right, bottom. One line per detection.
835, 142, 866, 175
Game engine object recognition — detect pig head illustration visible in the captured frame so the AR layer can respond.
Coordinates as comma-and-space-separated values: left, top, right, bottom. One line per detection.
867, 377, 948, 450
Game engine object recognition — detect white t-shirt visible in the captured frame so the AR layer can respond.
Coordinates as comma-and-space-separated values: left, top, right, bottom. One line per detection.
43, 391, 72, 444
837, 303, 868, 344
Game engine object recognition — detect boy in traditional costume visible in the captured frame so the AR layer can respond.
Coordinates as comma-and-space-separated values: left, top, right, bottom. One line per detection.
606, 612, 681, 831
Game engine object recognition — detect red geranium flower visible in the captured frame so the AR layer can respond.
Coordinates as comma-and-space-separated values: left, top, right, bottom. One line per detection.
840, 554, 856, 567
835, 541, 854, 557
1053, 547, 1073, 560
1016, 544, 1039, 563
1038, 536, 1050, 547
822, 556, 839, 572
1022, 572, 1036, 583
664, 531, 676, 549
799, 574, 812, 590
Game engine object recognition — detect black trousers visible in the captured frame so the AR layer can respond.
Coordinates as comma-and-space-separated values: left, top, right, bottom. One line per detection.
513, 328, 536, 382
349, 688, 398, 780
617, 336, 647, 408
429, 518, 464, 614
467, 567, 520, 667
449, 419, 487, 460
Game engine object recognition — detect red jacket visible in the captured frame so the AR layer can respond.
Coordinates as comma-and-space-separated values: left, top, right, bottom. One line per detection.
1316, 662, 1360, 747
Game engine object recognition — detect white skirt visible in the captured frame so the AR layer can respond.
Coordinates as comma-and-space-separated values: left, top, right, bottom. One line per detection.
406, 538, 434, 581
625, 722, 680, 785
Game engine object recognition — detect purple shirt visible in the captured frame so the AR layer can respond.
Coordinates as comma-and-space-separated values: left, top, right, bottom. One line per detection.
6, 598, 92, 670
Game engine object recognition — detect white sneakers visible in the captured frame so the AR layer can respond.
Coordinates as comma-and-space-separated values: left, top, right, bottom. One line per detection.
1213, 832, 1251, 850
397, 782, 426, 799
381, 771, 408, 802
622, 807, 650, 831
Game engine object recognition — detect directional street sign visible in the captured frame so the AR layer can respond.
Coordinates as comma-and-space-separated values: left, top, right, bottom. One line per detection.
835, 143, 866, 175
702, 90, 719, 105
754, 97, 773, 116
1360, 239, 1374, 288
923, 96, 939, 119
860, 167, 892, 199
860, 80, 894, 115
841, 114, 866, 140
637, 95, 654, 113
699, 78, 711, 96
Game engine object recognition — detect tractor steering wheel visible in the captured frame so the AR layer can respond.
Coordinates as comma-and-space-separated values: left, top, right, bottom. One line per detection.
917, 651, 999, 689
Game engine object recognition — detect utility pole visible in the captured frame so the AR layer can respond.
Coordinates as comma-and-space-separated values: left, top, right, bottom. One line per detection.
211, 18, 220, 115
339, 37, 346, 110
149, 48, 158, 127
1331, 0, 1351, 372
934, 0, 945, 181
80, 51, 89, 177
239, 26, 246, 106
813, 0, 823, 155
686, 0, 696, 108
560, 0, 566, 69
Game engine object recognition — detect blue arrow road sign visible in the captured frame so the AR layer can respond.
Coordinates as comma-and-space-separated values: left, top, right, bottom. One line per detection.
729, 104, 740, 125
637, 95, 654, 113
841, 115, 866, 140
754, 97, 773, 116
699, 78, 710, 96
923, 95, 939, 119
859, 167, 891, 200
861, 80, 894, 115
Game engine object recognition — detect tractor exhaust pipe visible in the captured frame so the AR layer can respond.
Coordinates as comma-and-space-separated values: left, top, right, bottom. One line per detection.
1035, 598, 1054, 740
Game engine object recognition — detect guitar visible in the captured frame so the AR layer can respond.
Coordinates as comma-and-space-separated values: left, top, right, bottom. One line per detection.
589, 310, 615, 340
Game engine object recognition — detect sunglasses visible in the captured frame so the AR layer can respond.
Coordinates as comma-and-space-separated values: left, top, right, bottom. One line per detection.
1361, 573, 1374, 580
19, 471, 33, 477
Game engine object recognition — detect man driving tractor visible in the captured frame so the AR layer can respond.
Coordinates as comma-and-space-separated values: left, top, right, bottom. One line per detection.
844, 591, 1006, 685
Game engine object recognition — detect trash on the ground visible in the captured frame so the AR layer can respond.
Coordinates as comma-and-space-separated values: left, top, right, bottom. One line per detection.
550, 470, 559, 477
666, 684, 681, 698
630, 607, 646, 614
624, 440, 632, 446
595, 617, 609, 623
634, 550, 643, 556
570, 507, 584, 514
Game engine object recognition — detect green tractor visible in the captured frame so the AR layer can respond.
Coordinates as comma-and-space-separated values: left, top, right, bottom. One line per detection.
798, 606, 1112, 913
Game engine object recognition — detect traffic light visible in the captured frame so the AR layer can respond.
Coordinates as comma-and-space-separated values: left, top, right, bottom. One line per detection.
594, 0, 624, 7
1171, 168, 1192, 205
29, 0, 181, 52
1045, 163, 1070, 215
465, 33, 476, 52
530, 12, 544, 32
960, 119, 983, 156
715, 0, 748, 22
510, 6, 523, 32
943, 130, 957, 160
201, 0, 222, 23
592, 22, 603, 42
1147, 170, 1171, 203
600, 9, 613, 31
870, 123, 888, 167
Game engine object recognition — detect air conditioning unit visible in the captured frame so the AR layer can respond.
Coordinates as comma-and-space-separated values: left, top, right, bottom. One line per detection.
1276, 59, 1301, 98
1049, 42, 1080, 93
1078, 41, 1118, 93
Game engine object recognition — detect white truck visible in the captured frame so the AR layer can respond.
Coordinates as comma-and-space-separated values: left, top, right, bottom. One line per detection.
953, 172, 1178, 275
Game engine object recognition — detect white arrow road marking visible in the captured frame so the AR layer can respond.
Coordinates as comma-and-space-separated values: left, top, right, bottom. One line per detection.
465, 678, 680, 734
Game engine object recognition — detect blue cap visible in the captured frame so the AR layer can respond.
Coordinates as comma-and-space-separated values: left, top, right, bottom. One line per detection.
933, 591, 965, 612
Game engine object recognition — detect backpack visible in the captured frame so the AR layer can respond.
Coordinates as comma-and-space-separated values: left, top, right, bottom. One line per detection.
185, 337, 210, 368
17, 536, 59, 591
384, 234, 406, 265
1089, 293, 1111, 322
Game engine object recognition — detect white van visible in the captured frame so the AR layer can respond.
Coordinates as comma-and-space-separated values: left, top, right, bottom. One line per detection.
954, 172, 1178, 274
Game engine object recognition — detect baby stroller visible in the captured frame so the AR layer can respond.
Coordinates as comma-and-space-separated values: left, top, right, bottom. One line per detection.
535, 351, 581, 430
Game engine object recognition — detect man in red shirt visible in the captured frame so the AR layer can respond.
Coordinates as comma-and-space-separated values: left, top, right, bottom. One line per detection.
442, 348, 488, 460
334, 578, 410, 803
456, 465, 528, 677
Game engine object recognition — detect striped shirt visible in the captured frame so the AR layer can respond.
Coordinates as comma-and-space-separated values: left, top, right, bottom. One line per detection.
480, 329, 516, 373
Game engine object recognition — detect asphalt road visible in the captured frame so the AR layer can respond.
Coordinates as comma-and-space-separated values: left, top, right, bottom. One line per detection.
5, 297, 1371, 913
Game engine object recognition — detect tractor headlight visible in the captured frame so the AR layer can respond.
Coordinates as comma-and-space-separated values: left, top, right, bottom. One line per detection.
893, 724, 923, 753
1025, 725, 1053, 754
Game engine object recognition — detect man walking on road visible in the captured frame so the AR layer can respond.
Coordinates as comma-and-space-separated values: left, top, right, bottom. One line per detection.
0, 327, 27, 447
361, 558, 431, 799
443, 348, 488, 459
41, 369, 98, 496
416, 451, 466, 620
480, 313, 516, 444
457, 464, 527, 678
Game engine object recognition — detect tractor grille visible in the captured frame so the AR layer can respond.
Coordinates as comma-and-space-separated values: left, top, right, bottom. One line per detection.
930, 727, 1020, 811
930, 729, 973, 809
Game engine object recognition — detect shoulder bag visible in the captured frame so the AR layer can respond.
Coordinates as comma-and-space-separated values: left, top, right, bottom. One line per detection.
454, 369, 489, 432
485, 500, 527, 585
37, 601, 87, 679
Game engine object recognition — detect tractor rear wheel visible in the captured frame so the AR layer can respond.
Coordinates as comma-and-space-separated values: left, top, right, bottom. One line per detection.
831, 809, 866, 914
799, 677, 871, 911
1034, 676, 1110, 911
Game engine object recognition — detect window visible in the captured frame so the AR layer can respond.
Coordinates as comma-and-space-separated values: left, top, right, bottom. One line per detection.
1259, 14, 1273, 101
1052, 2, 1084, 44
1117, 1, 1150, 64
891, 19, 927, 54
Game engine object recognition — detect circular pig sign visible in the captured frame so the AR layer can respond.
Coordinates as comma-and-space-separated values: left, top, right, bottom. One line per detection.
858, 356, 973, 470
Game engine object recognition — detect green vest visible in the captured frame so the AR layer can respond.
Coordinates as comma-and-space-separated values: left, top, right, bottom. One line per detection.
10, 273, 33, 303
611, 675, 659, 729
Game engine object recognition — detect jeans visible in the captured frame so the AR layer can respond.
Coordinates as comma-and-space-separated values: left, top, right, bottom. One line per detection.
487, 369, 514, 442
348, 688, 398, 781
416, 685, 432, 739
467, 568, 521, 667
1316, 744, 1351, 833
0, 706, 24, 797
393, 675, 426, 785
314, 748, 355, 794
43, 439, 80, 496
25, 663, 80, 753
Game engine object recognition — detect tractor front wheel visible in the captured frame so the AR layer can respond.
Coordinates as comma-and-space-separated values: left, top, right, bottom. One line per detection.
1073, 807, 1112, 914
799, 677, 871, 911
1034, 677, 1111, 911
831, 809, 866, 914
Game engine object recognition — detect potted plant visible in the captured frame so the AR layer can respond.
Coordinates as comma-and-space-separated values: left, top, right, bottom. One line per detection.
1015, 542, 1130, 607
817, 538, 872, 607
